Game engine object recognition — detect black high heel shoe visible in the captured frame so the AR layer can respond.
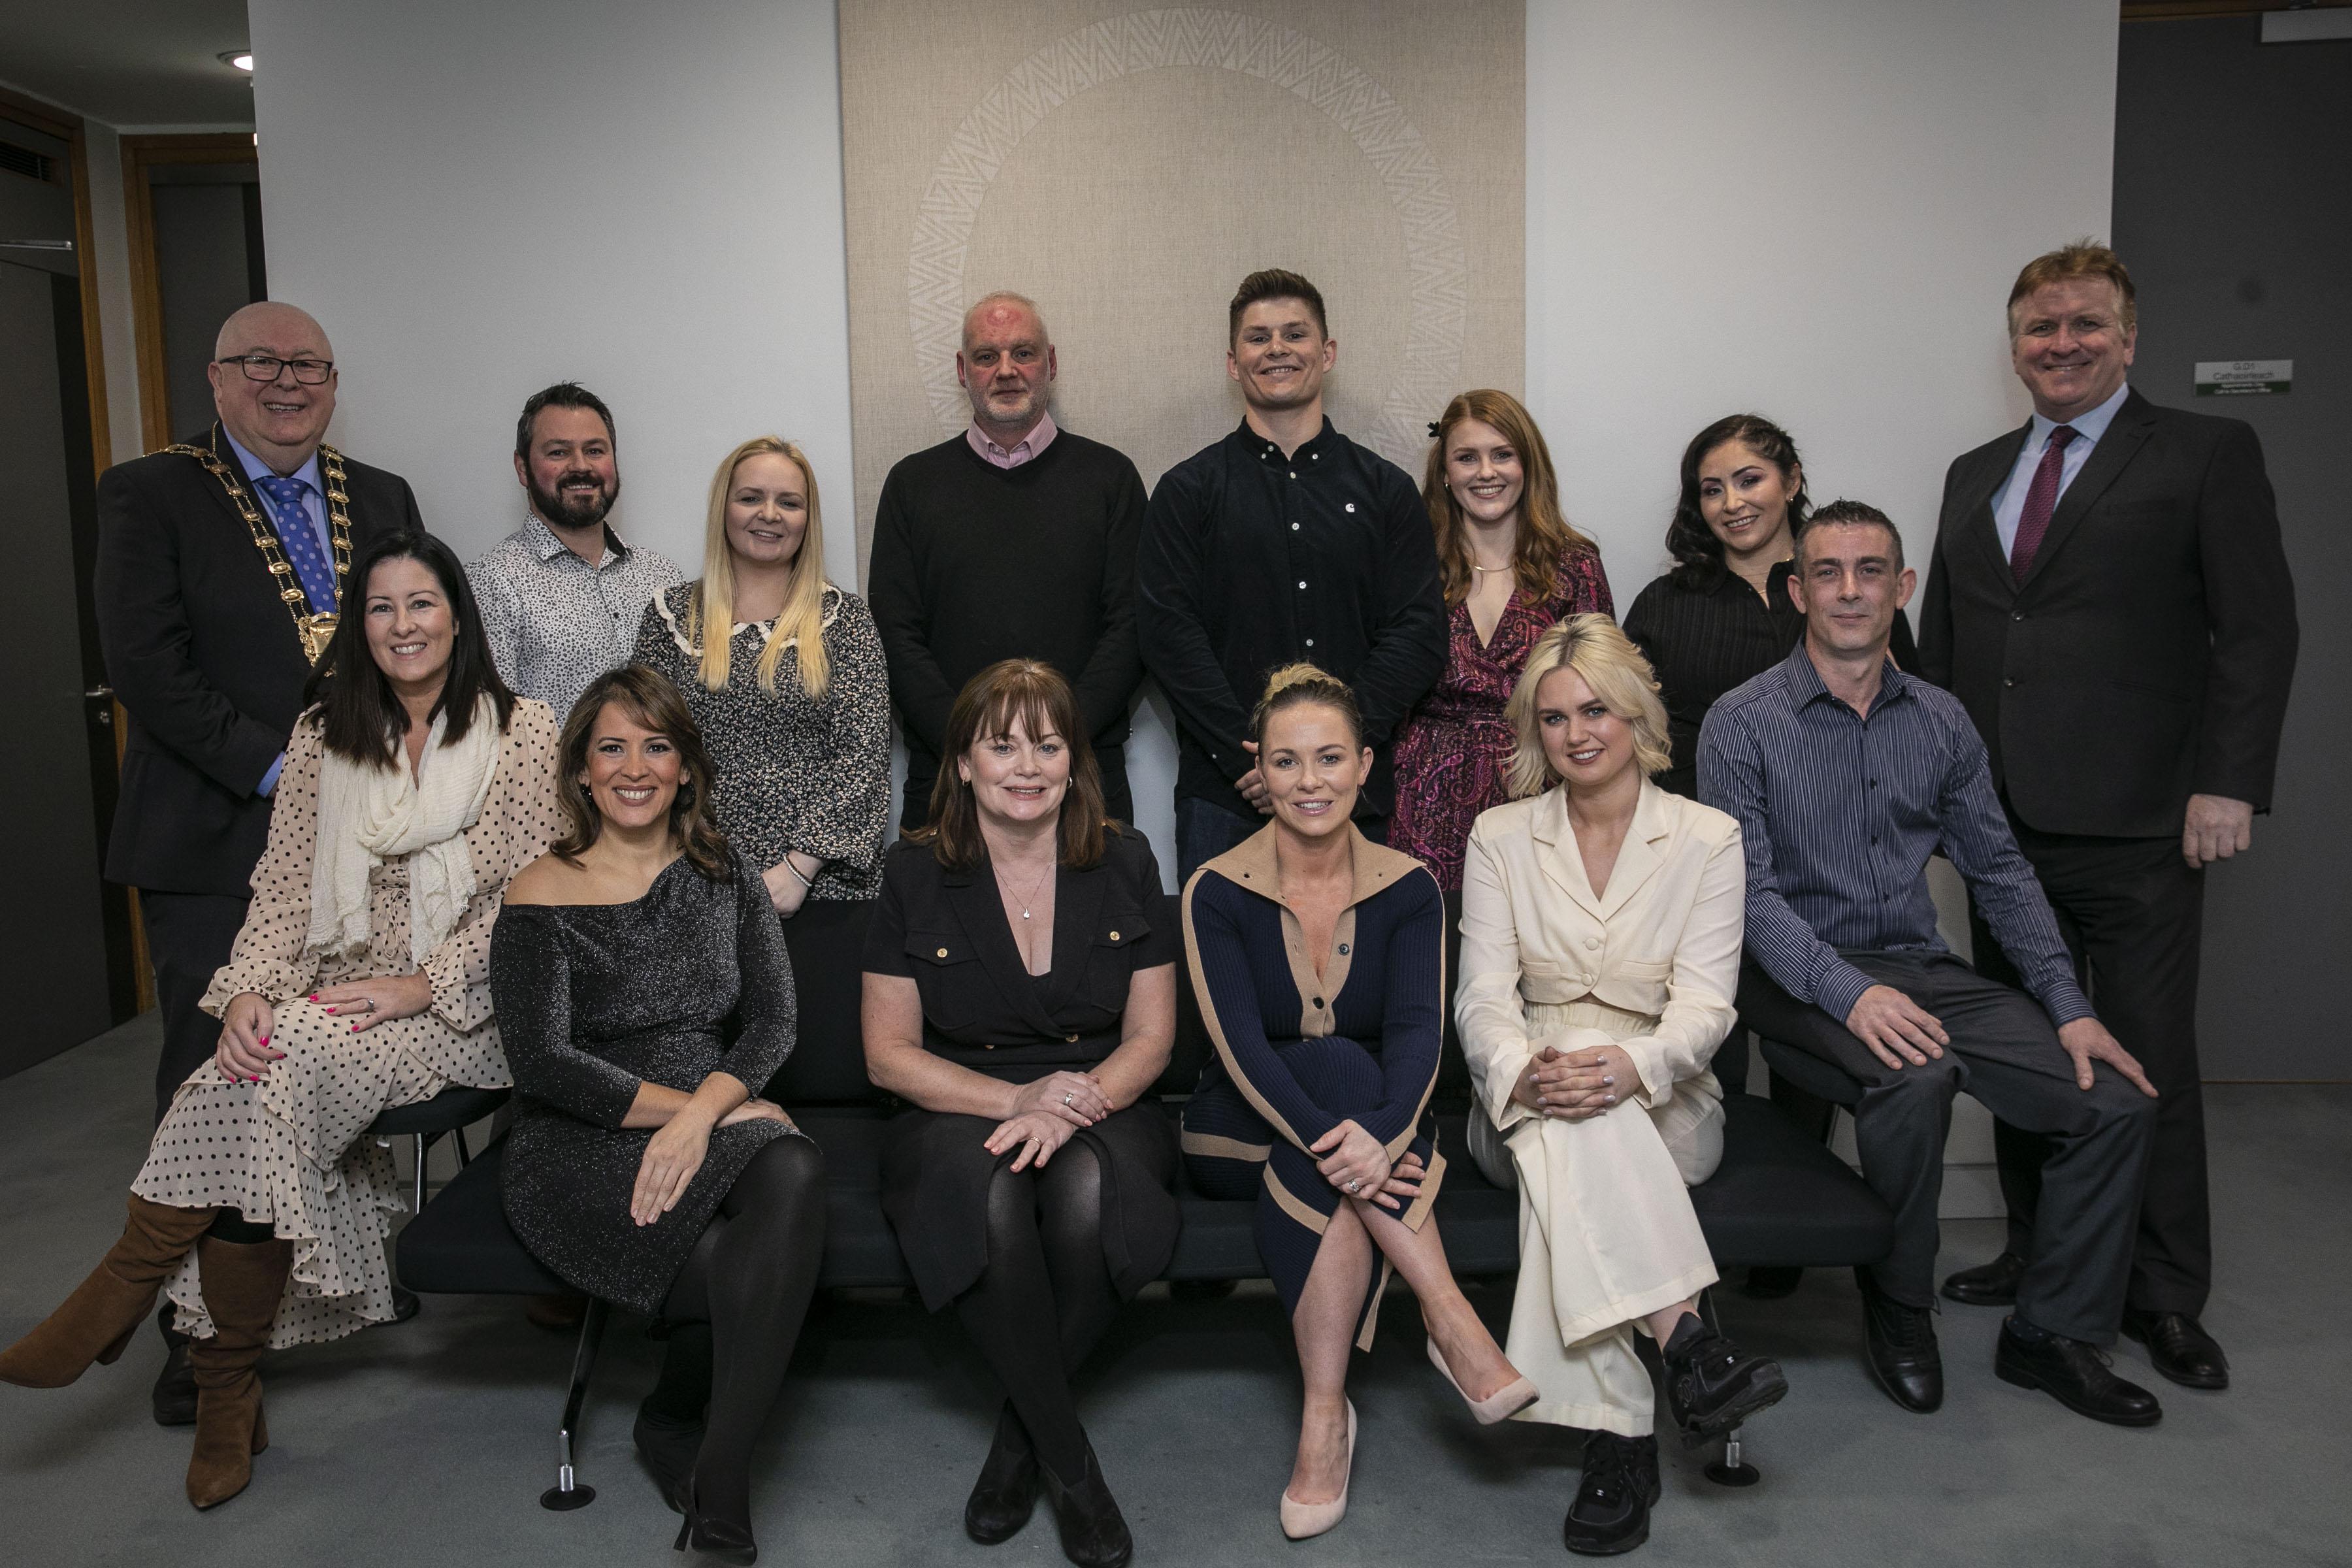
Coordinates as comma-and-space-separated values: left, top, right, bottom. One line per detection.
966, 1401, 1039, 1543
1038, 1438, 1132, 1568
672, 1478, 757, 1564
634, 1401, 703, 1515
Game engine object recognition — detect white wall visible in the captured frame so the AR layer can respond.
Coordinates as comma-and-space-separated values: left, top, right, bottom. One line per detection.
1527, 0, 2118, 591
248, 0, 2117, 1215
1522, 0, 2117, 1213
245, 0, 858, 590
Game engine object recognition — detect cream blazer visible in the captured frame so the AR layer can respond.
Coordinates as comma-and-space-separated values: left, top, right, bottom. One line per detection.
1454, 781, 1745, 1132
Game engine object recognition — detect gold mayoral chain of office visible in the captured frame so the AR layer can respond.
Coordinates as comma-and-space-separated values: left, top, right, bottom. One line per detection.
163, 426, 354, 664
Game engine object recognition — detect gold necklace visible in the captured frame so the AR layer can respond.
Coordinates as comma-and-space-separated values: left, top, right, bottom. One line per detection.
163, 425, 353, 663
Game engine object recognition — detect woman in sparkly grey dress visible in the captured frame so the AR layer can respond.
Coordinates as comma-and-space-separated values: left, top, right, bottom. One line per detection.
491, 664, 826, 1562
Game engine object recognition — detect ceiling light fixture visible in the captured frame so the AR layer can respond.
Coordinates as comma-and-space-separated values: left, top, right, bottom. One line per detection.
219, 50, 253, 73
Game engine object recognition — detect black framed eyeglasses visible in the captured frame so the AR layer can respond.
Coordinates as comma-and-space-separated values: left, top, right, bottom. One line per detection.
218, 354, 335, 385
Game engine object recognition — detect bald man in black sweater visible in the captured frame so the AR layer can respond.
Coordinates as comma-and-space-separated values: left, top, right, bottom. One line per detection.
868, 293, 1147, 830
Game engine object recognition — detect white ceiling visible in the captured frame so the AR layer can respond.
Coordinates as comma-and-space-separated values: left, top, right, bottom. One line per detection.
0, 0, 254, 127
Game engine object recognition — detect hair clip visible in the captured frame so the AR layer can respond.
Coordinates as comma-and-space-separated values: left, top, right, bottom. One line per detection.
1426, 421, 1443, 439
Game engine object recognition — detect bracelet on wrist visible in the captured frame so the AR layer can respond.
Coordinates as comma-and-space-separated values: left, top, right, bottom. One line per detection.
782, 857, 815, 890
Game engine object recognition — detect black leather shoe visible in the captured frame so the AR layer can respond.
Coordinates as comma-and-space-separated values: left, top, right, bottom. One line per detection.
1859, 1274, 1942, 1413
391, 1284, 422, 1323
1996, 1319, 2163, 1426
672, 1476, 757, 1563
2121, 1311, 2229, 1391
1742, 1266, 1804, 1300
965, 1402, 1039, 1544
1661, 1316, 1788, 1446
1038, 1439, 1132, 1568
151, 1313, 197, 1427
1562, 1431, 1660, 1557
634, 1401, 704, 1514
1940, 1250, 2027, 1307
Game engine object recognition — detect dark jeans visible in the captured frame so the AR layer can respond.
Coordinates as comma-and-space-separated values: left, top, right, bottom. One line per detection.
140, 890, 249, 1125
1737, 951, 2155, 1344
1971, 821, 2211, 1316
1173, 796, 1266, 887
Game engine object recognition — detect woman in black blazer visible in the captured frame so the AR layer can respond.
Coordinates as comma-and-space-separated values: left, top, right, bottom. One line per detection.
863, 660, 1177, 1568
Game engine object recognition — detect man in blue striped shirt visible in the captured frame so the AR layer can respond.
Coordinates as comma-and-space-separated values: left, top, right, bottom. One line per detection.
1699, 500, 2161, 1428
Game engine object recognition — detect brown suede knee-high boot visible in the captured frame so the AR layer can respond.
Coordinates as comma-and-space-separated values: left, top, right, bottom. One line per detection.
185, 1233, 293, 1510
0, 1194, 217, 1389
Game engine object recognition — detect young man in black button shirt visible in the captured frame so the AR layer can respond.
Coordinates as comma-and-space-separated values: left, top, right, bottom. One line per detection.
1137, 269, 1446, 883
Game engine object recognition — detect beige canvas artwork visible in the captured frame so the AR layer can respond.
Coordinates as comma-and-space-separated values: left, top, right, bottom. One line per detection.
838, 0, 1526, 576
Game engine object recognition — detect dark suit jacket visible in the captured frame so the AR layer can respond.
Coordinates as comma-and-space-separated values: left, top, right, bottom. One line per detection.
1917, 389, 2296, 839
95, 427, 418, 894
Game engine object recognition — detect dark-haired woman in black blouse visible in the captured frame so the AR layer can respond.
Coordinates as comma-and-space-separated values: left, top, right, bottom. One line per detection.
862, 659, 1176, 1568
1622, 414, 1915, 800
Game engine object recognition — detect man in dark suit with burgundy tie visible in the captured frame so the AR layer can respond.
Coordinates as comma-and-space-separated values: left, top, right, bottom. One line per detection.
1918, 242, 2298, 1392
95, 301, 416, 1422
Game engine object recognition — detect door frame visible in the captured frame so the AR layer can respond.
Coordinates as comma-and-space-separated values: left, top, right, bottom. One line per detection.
0, 86, 149, 1016
121, 131, 261, 452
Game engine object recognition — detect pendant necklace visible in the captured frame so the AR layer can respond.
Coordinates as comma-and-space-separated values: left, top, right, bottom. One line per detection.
996, 858, 1054, 920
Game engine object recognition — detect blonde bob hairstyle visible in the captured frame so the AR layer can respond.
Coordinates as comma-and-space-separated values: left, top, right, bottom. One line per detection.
683, 436, 833, 697
1502, 614, 1673, 799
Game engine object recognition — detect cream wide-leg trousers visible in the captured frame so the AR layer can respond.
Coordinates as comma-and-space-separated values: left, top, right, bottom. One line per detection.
1467, 1041, 1723, 1438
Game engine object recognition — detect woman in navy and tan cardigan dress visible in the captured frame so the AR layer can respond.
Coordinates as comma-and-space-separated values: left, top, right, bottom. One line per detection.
1179, 664, 1533, 1541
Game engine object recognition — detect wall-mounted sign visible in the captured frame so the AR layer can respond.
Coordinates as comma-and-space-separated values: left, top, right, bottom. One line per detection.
2195, 359, 2292, 397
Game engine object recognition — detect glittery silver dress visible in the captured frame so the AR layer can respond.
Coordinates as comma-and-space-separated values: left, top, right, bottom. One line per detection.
489, 849, 805, 1313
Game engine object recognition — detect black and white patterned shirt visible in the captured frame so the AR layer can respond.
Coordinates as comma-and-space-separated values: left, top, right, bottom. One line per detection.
630, 581, 892, 900
468, 516, 683, 721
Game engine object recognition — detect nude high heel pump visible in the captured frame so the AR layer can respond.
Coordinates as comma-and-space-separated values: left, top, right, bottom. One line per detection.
1279, 1399, 1355, 1541
1428, 1336, 1538, 1424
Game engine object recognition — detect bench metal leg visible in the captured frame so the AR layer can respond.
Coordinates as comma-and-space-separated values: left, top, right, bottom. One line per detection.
1695, 1289, 1763, 1487
540, 1298, 610, 1511
412, 1133, 429, 1215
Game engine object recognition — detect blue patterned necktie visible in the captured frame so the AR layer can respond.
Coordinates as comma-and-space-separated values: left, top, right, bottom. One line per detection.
250, 474, 339, 611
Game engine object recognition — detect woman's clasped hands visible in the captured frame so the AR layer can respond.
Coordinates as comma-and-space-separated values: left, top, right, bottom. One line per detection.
985, 1070, 1111, 1172
1512, 1041, 1639, 1120
1310, 1119, 1424, 1211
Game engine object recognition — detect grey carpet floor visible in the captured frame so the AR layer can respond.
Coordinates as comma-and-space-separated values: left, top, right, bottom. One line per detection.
1, 1014, 2346, 1565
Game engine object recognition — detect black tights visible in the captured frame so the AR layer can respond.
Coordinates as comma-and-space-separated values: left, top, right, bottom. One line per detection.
642, 1134, 828, 1526
953, 1143, 1119, 1480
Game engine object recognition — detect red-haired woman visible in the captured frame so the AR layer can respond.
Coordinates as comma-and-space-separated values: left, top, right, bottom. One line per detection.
1389, 390, 1612, 890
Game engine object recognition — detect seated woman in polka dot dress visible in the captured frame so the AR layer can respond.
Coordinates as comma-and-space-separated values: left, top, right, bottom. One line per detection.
0, 530, 563, 1511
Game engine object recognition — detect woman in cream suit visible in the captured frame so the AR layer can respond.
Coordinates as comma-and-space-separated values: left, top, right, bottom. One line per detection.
1454, 614, 1787, 1557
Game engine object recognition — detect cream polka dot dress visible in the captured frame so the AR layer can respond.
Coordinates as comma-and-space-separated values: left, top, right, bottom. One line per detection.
133, 699, 564, 1348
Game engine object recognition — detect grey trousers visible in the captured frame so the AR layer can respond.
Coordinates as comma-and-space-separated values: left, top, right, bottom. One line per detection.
1736, 951, 2155, 1345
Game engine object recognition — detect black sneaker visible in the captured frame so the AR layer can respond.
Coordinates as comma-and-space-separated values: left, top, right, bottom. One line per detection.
1661, 1316, 1788, 1446
1563, 1431, 1661, 1556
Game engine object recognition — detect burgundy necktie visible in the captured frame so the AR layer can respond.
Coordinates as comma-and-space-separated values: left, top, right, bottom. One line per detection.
2008, 424, 2078, 583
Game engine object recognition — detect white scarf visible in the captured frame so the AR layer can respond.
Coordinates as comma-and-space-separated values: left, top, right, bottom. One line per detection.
306, 696, 504, 968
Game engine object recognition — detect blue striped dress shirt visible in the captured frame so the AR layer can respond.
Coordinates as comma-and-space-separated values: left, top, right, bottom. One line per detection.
1697, 644, 2092, 1027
